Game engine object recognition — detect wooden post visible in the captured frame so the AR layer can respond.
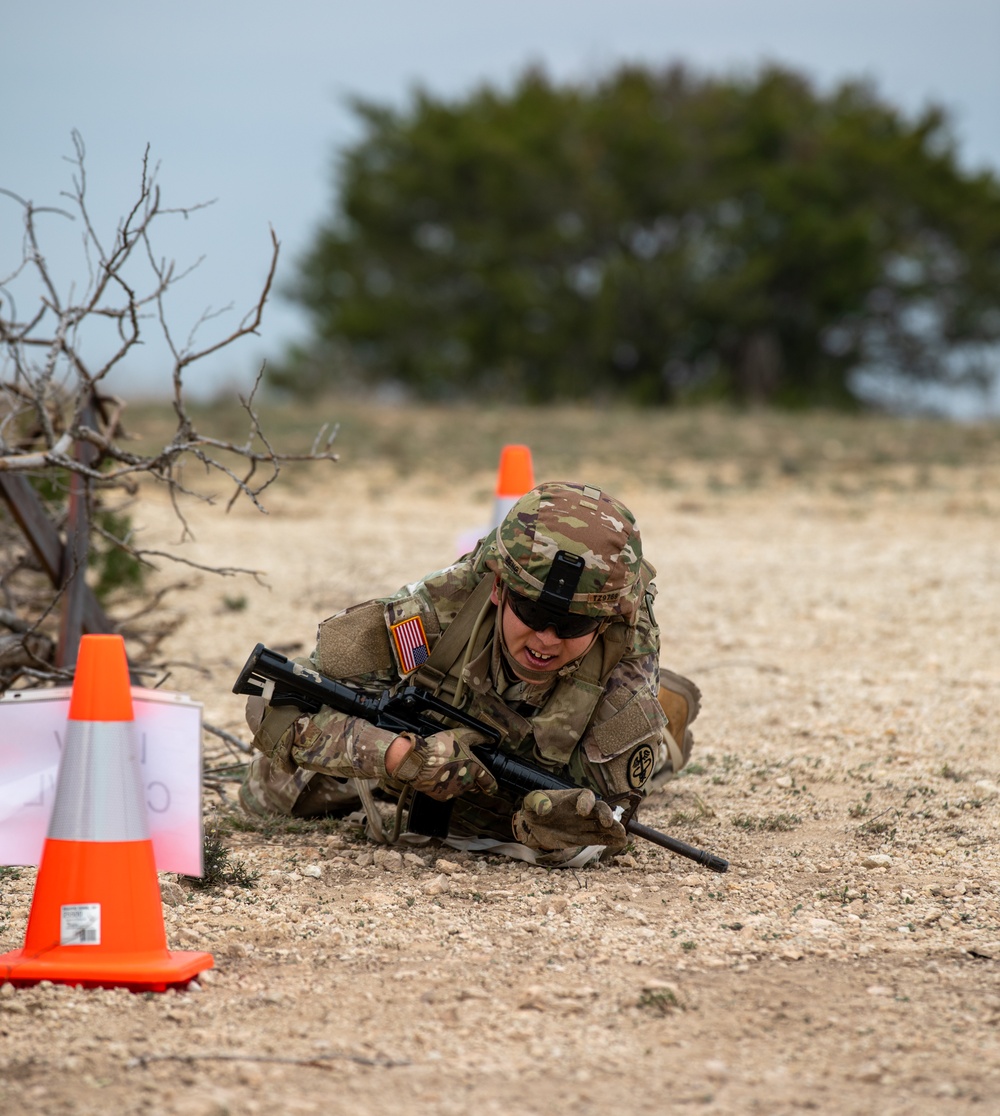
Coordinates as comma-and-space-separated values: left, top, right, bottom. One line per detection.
0, 474, 114, 637
0, 393, 115, 671
56, 396, 101, 666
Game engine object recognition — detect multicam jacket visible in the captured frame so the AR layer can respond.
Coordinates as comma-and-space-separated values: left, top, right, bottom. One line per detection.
258, 535, 668, 843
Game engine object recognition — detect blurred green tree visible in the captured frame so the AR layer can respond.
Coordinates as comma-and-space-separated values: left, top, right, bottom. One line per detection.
277, 64, 1000, 407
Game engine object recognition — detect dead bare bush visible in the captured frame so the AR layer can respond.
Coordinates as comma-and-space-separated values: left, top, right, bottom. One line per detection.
0, 132, 337, 690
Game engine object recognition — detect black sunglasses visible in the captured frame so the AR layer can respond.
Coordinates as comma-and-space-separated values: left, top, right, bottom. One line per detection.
505, 590, 601, 639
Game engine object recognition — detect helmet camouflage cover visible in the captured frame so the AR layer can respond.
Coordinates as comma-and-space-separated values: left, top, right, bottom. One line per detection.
489, 481, 644, 623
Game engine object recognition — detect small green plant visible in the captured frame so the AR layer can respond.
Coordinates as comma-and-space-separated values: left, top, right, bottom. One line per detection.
91, 506, 144, 599
849, 791, 873, 818
180, 828, 260, 891
27, 471, 144, 602
638, 988, 684, 1015
857, 809, 899, 838
731, 813, 802, 832
222, 811, 344, 839
223, 594, 248, 612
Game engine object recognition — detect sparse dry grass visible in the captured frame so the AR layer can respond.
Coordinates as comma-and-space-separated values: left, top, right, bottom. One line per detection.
124, 396, 1000, 484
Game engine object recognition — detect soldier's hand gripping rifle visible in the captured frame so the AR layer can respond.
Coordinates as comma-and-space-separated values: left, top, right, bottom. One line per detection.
233, 643, 729, 873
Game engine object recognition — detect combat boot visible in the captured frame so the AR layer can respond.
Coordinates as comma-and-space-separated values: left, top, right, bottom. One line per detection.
649, 668, 701, 789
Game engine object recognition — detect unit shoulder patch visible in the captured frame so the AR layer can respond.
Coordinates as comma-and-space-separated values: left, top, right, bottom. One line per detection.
627, 743, 656, 789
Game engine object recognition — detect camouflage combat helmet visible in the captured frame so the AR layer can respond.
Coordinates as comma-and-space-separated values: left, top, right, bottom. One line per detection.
489, 481, 644, 624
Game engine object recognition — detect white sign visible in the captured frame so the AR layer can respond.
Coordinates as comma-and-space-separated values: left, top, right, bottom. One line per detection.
0, 686, 204, 875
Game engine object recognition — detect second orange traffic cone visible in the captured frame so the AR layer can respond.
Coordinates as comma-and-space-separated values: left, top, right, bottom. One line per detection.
0, 634, 213, 992
491, 444, 535, 529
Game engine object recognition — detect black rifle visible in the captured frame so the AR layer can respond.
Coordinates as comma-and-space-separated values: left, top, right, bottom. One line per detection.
233, 642, 728, 873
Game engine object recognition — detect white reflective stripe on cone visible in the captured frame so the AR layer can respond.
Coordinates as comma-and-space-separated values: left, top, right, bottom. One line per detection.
47, 721, 150, 842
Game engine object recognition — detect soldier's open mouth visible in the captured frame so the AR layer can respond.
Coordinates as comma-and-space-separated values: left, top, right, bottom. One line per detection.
525, 648, 557, 666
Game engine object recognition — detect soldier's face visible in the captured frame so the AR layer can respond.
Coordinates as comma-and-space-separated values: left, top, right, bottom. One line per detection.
491, 580, 598, 678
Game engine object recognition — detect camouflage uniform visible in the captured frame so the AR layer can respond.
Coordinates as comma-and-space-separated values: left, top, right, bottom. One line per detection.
241, 482, 699, 850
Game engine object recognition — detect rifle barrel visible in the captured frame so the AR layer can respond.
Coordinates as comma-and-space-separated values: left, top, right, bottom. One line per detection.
626, 818, 729, 873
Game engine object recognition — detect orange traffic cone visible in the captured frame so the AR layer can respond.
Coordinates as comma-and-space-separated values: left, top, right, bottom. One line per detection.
491, 444, 535, 529
0, 634, 213, 992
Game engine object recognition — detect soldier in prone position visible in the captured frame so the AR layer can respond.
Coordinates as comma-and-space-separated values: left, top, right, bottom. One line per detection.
240, 481, 701, 865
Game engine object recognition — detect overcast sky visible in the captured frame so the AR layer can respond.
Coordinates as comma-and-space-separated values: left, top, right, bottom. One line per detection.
4, 1, 999, 409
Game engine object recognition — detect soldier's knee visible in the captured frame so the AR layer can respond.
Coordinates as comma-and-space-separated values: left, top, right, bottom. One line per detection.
239, 753, 304, 817
240, 753, 363, 820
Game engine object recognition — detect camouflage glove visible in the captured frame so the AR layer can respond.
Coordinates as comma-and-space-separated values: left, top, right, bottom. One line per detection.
512, 788, 627, 852
393, 728, 498, 802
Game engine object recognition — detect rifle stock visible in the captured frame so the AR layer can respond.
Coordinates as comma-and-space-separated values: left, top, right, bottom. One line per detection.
233, 642, 728, 873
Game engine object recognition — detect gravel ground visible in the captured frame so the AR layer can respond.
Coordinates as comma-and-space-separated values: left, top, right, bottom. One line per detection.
1, 444, 999, 1115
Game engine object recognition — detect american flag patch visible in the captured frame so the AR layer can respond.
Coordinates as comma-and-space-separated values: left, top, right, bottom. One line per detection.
390, 615, 429, 674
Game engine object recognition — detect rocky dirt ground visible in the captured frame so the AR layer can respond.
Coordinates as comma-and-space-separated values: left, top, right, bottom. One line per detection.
2, 409, 999, 1115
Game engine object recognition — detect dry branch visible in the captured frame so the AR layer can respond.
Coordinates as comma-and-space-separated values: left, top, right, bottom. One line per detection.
0, 132, 338, 687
